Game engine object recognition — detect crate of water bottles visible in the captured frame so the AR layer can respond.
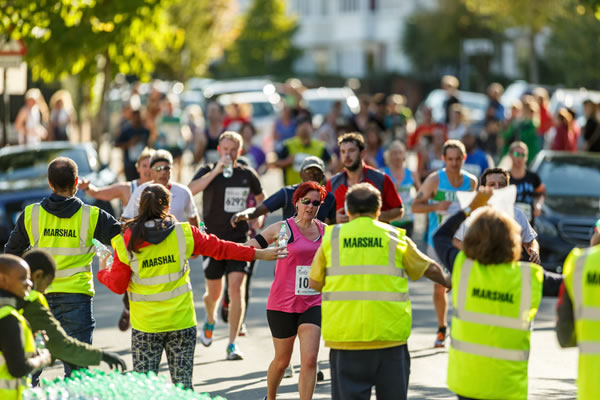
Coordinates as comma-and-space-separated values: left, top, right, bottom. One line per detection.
23, 369, 227, 400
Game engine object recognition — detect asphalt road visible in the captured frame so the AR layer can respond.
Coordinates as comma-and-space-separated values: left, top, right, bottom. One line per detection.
38, 216, 579, 399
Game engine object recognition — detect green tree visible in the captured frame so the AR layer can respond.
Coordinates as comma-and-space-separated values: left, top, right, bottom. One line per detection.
402, 0, 496, 89
0, 0, 181, 140
544, 2, 600, 87
462, 0, 568, 83
155, 0, 238, 81
216, 0, 301, 78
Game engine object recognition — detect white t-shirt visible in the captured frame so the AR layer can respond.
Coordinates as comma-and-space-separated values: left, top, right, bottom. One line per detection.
122, 181, 198, 222
454, 207, 537, 243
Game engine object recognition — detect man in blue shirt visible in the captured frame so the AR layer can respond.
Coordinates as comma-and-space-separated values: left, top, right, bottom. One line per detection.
231, 156, 336, 226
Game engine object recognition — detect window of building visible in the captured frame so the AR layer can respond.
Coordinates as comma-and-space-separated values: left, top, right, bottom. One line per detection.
340, 0, 359, 13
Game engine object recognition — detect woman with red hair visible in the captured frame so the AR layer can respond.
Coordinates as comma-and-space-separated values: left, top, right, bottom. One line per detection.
246, 181, 327, 400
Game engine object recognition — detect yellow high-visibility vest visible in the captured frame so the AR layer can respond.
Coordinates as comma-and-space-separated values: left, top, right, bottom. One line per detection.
563, 246, 600, 400
112, 223, 196, 333
320, 217, 411, 345
24, 203, 99, 296
447, 252, 544, 399
0, 301, 36, 400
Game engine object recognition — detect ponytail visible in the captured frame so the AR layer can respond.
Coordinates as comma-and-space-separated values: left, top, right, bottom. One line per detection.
123, 184, 173, 253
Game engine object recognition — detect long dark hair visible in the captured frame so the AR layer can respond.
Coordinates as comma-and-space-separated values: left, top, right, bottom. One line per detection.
123, 184, 173, 253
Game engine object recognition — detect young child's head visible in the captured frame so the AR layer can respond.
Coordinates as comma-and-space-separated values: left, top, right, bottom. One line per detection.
0, 254, 32, 299
23, 250, 56, 293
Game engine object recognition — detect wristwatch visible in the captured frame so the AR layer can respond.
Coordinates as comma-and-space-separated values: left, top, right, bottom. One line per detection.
463, 206, 472, 217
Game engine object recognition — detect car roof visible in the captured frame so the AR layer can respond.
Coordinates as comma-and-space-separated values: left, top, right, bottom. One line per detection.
216, 91, 274, 105
0, 142, 93, 157
302, 87, 355, 100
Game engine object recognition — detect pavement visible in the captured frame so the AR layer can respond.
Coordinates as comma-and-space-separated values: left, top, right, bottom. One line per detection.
36, 158, 578, 399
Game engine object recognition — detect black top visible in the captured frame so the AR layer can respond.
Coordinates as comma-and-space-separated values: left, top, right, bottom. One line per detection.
584, 117, 600, 152
192, 163, 262, 242
4, 194, 121, 256
432, 210, 563, 297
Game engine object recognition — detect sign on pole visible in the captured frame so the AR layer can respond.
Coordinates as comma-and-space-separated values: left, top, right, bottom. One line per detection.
0, 38, 27, 68
0, 62, 27, 95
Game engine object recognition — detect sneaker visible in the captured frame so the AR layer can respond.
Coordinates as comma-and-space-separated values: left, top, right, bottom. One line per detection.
226, 343, 244, 360
200, 320, 215, 347
283, 363, 294, 378
117, 309, 130, 331
220, 297, 229, 323
238, 322, 247, 337
434, 327, 447, 348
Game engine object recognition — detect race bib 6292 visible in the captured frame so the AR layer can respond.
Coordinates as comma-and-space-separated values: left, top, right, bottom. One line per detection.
224, 187, 250, 213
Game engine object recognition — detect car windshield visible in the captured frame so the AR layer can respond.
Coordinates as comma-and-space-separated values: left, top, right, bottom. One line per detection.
537, 156, 600, 197
306, 99, 352, 116
0, 148, 92, 181
250, 102, 275, 118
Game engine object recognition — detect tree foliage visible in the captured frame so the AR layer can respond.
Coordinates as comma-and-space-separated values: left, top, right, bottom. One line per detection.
216, 0, 301, 78
156, 0, 238, 81
0, 0, 181, 84
544, 1, 600, 87
402, 0, 496, 80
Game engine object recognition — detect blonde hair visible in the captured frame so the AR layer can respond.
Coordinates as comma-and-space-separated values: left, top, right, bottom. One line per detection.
383, 140, 406, 165
218, 130, 244, 147
442, 139, 466, 157
464, 207, 522, 265
136, 147, 155, 166
442, 75, 459, 89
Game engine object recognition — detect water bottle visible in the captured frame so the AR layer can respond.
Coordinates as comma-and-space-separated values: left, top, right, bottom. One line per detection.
199, 221, 206, 232
277, 223, 288, 248
222, 154, 233, 178
92, 238, 113, 266
34, 332, 46, 350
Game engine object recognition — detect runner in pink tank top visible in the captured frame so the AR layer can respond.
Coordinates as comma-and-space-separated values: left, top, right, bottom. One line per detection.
246, 181, 327, 400
267, 217, 324, 313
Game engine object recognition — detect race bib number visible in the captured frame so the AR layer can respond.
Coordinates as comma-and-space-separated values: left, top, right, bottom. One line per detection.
295, 265, 319, 296
224, 187, 250, 213
515, 202, 532, 220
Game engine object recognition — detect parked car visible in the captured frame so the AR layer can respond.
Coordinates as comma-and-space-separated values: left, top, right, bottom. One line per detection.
302, 86, 360, 126
216, 91, 281, 151
202, 78, 278, 99
417, 89, 488, 125
0, 142, 117, 248
529, 150, 600, 272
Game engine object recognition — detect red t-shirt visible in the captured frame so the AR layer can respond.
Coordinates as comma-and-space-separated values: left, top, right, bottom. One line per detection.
98, 225, 255, 294
326, 164, 403, 212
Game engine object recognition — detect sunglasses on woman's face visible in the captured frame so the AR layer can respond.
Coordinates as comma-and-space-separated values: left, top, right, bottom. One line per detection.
300, 198, 321, 207
152, 165, 172, 172
512, 151, 527, 158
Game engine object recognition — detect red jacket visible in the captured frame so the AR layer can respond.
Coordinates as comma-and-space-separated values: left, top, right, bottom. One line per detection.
98, 225, 255, 294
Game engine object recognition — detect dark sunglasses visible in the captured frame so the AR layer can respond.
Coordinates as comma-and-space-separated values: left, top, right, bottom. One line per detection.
512, 151, 527, 158
300, 198, 321, 207
152, 165, 172, 172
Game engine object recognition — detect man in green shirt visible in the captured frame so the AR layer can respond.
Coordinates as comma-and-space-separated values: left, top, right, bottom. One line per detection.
22, 250, 125, 385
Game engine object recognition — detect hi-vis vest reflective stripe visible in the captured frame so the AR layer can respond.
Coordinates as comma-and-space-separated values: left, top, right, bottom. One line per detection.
24, 203, 99, 296
448, 254, 544, 400
321, 217, 411, 343
564, 247, 600, 400
24, 290, 49, 309
0, 303, 35, 400
112, 223, 195, 333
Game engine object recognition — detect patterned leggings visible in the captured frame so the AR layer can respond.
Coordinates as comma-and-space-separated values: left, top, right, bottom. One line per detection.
131, 326, 197, 389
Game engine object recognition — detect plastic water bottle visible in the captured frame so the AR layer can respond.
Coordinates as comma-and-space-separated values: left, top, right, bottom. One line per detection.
277, 223, 288, 248
34, 332, 46, 350
199, 221, 206, 232
222, 154, 233, 178
92, 239, 113, 266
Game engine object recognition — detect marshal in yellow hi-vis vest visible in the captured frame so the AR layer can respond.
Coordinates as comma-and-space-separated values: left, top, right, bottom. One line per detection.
447, 251, 544, 400
320, 217, 411, 346
563, 246, 600, 400
112, 223, 195, 333
24, 290, 50, 309
284, 137, 325, 185
24, 204, 99, 296
0, 303, 36, 400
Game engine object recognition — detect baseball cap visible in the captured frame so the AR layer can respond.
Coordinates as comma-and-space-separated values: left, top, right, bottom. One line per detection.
300, 156, 325, 172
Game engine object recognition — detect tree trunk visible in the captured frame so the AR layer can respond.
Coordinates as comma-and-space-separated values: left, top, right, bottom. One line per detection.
92, 51, 112, 145
528, 30, 539, 84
